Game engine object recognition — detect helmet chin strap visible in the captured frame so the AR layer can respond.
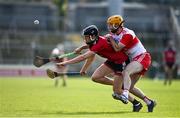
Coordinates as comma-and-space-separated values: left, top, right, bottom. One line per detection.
89, 35, 94, 41
110, 24, 121, 33
86, 35, 98, 45
110, 28, 119, 33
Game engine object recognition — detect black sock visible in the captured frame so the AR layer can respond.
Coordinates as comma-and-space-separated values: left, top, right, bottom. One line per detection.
132, 99, 139, 105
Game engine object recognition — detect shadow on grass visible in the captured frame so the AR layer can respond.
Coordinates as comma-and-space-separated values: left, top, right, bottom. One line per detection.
11, 109, 148, 117
38, 111, 133, 115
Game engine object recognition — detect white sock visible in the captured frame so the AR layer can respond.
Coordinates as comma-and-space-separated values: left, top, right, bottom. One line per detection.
123, 90, 129, 99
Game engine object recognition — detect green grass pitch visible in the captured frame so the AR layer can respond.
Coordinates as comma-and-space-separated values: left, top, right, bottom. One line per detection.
0, 76, 180, 118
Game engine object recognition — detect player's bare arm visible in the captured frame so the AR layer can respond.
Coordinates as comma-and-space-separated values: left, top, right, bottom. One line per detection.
80, 54, 95, 75
74, 45, 89, 54
109, 38, 125, 52
57, 50, 95, 66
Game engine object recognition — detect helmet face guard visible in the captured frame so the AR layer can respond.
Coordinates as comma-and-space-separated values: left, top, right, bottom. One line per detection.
84, 35, 98, 45
82, 25, 99, 45
107, 15, 124, 33
107, 24, 121, 33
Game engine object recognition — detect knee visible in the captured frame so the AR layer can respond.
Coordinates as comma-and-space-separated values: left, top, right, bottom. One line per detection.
122, 70, 130, 76
91, 76, 99, 83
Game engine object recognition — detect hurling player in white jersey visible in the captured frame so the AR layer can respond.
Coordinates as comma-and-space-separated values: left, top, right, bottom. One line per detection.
51, 45, 68, 87
105, 15, 156, 112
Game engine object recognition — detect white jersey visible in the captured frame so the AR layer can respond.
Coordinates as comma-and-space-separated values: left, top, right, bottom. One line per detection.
111, 27, 146, 58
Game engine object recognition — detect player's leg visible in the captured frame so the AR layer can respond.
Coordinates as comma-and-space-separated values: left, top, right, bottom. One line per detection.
130, 73, 156, 112
129, 74, 144, 99
62, 67, 68, 87
113, 74, 123, 94
122, 61, 143, 100
112, 75, 142, 112
122, 53, 151, 101
164, 65, 169, 85
62, 75, 67, 87
93, 61, 143, 112
91, 64, 114, 85
128, 94, 143, 112
168, 66, 174, 85
54, 77, 58, 87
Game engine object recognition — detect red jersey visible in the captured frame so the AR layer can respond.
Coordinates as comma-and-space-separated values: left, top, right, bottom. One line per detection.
89, 36, 128, 64
164, 48, 176, 63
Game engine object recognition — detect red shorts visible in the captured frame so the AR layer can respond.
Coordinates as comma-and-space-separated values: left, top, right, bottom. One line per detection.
133, 52, 151, 75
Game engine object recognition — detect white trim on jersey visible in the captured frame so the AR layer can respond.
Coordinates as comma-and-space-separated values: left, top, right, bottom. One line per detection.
112, 28, 136, 42
111, 27, 146, 59
128, 42, 146, 58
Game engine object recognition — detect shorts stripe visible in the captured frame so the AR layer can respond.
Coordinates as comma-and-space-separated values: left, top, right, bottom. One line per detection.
137, 53, 146, 63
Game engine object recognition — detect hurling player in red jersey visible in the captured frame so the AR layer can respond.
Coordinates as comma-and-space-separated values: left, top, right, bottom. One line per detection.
106, 15, 156, 112
57, 25, 157, 112
163, 40, 176, 85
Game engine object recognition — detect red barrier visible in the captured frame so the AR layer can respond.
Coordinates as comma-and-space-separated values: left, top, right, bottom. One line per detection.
0, 69, 46, 76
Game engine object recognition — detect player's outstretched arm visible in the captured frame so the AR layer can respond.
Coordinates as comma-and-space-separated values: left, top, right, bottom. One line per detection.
80, 54, 95, 75
74, 45, 89, 54
57, 50, 95, 66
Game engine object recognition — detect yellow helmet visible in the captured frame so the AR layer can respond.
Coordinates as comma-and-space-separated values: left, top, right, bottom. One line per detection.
107, 15, 124, 26
107, 15, 124, 33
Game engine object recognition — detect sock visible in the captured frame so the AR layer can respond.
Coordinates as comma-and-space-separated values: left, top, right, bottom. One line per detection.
132, 99, 140, 106
123, 89, 129, 99
143, 96, 152, 105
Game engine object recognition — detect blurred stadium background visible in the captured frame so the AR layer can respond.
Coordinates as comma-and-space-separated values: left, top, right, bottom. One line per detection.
1, 0, 180, 117
0, 0, 180, 78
